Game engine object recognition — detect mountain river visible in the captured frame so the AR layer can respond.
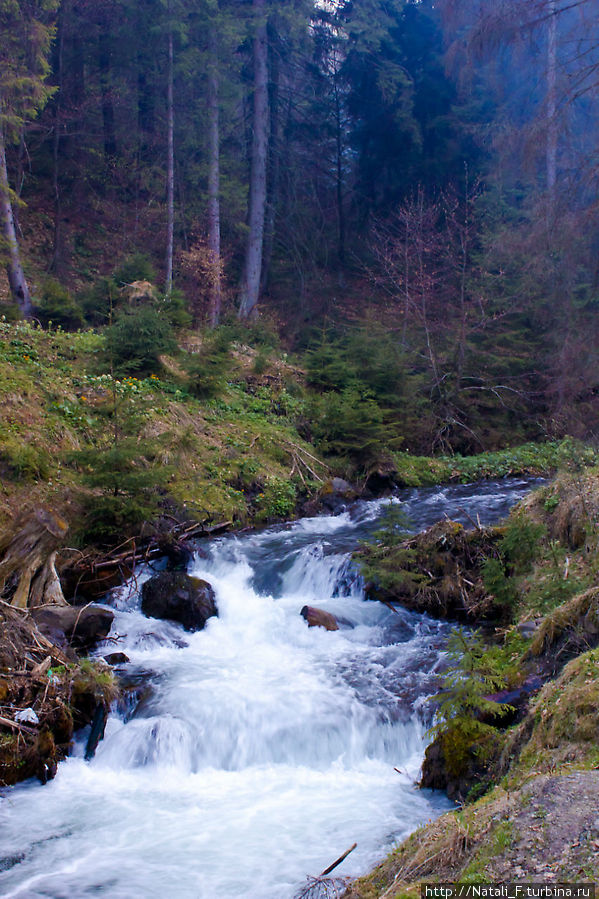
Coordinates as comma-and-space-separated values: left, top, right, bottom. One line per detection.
0, 477, 542, 899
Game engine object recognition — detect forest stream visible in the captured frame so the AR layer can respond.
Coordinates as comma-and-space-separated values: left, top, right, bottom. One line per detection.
0, 478, 542, 899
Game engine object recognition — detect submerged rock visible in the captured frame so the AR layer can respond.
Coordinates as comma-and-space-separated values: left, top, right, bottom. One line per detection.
141, 572, 218, 631
300, 605, 339, 631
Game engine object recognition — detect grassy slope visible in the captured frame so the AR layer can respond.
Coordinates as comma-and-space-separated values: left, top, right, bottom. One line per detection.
0, 318, 570, 544
0, 319, 322, 537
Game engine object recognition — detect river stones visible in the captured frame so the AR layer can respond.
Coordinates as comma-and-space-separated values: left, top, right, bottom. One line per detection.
300, 605, 339, 631
141, 572, 218, 631
32, 604, 114, 650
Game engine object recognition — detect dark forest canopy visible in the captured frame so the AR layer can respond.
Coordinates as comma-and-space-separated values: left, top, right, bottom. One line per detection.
1, 0, 599, 449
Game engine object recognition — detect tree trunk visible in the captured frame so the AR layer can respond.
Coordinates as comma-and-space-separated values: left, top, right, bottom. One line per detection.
99, 33, 117, 160
0, 124, 33, 317
261, 27, 280, 294
238, 0, 269, 319
165, 24, 175, 296
546, 0, 557, 203
207, 21, 222, 327
51, 4, 65, 276
334, 73, 346, 264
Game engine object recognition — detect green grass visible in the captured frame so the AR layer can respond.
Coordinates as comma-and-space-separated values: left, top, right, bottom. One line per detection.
392, 440, 581, 487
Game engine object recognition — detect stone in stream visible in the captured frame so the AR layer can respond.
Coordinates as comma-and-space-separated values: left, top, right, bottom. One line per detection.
141, 572, 218, 632
300, 605, 339, 631
32, 604, 114, 651
104, 652, 130, 666
319, 477, 357, 515
84, 703, 109, 761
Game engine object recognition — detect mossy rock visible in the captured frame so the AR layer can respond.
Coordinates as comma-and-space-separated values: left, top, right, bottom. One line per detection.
421, 724, 504, 802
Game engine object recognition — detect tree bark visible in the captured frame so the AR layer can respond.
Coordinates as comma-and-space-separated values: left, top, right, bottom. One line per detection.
207, 21, 222, 327
51, 3, 65, 276
546, 0, 557, 203
261, 25, 280, 294
99, 32, 117, 160
0, 508, 69, 609
0, 124, 33, 317
334, 71, 346, 264
165, 24, 175, 296
238, 0, 269, 319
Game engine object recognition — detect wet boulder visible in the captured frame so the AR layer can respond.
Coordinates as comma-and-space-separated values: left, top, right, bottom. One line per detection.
32, 604, 114, 651
104, 652, 130, 666
319, 478, 357, 515
301, 605, 339, 631
141, 572, 217, 632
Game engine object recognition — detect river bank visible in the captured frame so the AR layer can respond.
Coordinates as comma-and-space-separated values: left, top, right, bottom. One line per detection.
343, 465, 599, 896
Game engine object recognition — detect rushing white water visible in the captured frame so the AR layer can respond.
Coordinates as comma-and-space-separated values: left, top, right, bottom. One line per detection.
0, 478, 541, 899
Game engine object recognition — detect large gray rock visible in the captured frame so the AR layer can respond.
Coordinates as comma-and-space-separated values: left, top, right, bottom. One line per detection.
141, 572, 217, 631
32, 604, 114, 650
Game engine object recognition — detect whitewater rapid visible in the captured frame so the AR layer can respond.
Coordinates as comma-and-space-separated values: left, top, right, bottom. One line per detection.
0, 478, 541, 899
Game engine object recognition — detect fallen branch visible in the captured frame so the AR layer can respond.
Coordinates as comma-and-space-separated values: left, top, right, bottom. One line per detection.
0, 714, 37, 735
321, 843, 357, 876
455, 507, 482, 532
378, 597, 404, 618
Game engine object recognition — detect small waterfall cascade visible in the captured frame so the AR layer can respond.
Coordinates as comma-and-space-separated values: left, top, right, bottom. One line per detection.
0, 477, 541, 899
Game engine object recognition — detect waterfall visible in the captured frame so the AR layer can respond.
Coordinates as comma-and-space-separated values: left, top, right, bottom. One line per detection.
0, 477, 541, 899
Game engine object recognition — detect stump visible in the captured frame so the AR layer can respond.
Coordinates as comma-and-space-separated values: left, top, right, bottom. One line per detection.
0, 508, 69, 608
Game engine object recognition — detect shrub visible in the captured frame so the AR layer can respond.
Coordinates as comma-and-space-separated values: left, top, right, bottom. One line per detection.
79, 277, 119, 326
72, 437, 170, 545
163, 288, 192, 328
186, 329, 232, 399
310, 387, 401, 474
306, 334, 357, 392
105, 307, 176, 375
429, 629, 511, 779
34, 279, 84, 330
112, 253, 157, 287
0, 440, 51, 481
500, 511, 545, 571
255, 478, 297, 521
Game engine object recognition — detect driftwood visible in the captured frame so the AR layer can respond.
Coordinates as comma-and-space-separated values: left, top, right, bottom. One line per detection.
0, 508, 69, 609
321, 844, 357, 877
294, 876, 352, 899
293, 844, 356, 899
60, 518, 232, 600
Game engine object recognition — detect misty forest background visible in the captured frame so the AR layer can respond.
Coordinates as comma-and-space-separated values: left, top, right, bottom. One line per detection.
2, 0, 599, 458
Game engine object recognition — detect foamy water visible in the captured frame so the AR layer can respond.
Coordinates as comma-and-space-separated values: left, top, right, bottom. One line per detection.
0, 478, 541, 898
